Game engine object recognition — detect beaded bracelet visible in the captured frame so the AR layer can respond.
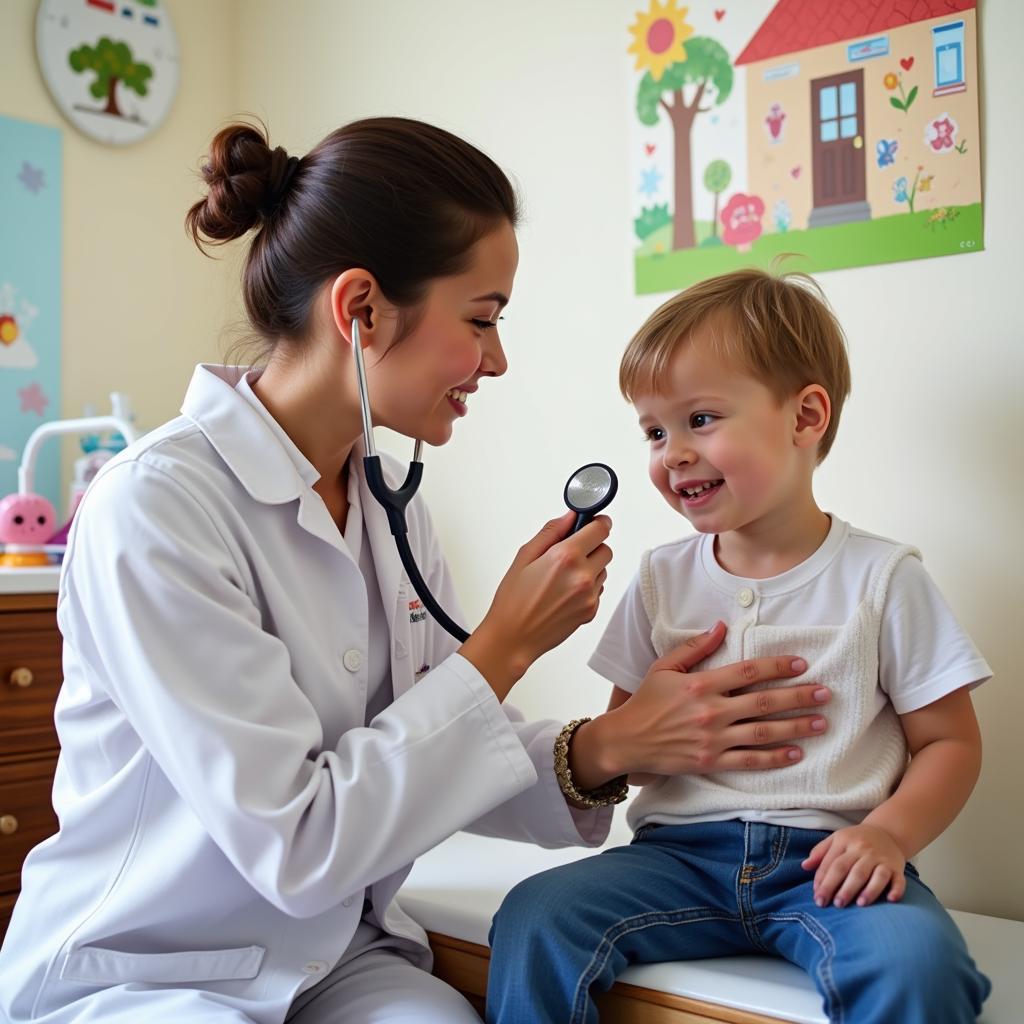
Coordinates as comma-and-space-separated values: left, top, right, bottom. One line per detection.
553, 717, 628, 809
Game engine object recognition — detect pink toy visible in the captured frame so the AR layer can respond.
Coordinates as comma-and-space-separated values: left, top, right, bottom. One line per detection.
0, 493, 57, 567
0, 492, 56, 545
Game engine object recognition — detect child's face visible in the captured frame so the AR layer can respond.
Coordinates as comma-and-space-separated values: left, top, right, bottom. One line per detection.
635, 340, 808, 536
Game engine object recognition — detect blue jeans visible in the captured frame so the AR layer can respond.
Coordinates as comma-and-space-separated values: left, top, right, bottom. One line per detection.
486, 821, 990, 1024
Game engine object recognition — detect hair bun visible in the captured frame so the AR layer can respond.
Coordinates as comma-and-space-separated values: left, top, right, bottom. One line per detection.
186, 121, 299, 246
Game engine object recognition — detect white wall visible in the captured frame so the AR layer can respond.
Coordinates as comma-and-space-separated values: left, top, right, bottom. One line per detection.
245, 0, 1017, 921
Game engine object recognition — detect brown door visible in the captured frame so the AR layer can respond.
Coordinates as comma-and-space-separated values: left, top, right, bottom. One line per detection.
810, 70, 866, 208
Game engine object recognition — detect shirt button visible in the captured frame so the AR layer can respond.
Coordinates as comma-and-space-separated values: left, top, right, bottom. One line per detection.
343, 649, 363, 672
737, 587, 755, 608
303, 960, 328, 975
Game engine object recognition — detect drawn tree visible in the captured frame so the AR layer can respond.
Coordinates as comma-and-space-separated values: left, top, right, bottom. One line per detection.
68, 38, 153, 118
636, 38, 733, 250
703, 159, 732, 240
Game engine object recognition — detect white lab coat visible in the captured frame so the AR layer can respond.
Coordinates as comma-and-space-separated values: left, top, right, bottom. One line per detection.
0, 365, 611, 1024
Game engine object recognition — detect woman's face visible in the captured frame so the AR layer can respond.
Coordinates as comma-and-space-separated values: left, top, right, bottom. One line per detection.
368, 220, 518, 446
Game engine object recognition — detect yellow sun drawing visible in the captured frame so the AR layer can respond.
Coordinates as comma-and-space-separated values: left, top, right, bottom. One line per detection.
628, 0, 695, 82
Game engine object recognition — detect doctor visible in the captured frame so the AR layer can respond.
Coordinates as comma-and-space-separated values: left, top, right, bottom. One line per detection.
0, 118, 831, 1023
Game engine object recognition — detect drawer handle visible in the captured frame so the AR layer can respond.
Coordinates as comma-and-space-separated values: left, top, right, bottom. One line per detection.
0, 815, 17, 836
9, 667, 34, 688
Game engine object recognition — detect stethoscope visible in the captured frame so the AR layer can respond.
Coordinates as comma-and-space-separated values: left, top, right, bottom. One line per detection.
352, 319, 618, 643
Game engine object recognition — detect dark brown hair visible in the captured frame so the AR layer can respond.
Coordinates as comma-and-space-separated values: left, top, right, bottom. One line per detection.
186, 117, 520, 348
620, 267, 851, 463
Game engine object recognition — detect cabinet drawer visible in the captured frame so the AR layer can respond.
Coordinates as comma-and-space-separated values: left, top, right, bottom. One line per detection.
0, 756, 59, 893
0, 611, 62, 756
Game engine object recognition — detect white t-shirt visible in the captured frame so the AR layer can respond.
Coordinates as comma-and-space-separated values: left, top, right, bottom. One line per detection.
589, 515, 991, 831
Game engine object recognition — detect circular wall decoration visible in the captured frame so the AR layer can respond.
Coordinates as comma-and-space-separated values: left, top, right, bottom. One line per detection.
36, 0, 179, 146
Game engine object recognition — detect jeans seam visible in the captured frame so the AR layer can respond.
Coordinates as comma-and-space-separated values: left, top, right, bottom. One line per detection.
736, 823, 757, 949
569, 908, 741, 1024
757, 911, 843, 1024
748, 826, 790, 881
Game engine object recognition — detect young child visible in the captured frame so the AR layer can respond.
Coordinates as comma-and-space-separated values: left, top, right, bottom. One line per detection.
486, 269, 992, 1024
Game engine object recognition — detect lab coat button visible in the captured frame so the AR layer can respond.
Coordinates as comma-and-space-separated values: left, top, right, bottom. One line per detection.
342, 649, 363, 672
342, 896, 354, 907
394, 640, 408, 659
737, 588, 755, 608
303, 960, 328, 975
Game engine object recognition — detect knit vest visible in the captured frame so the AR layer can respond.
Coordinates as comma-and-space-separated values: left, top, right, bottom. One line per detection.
626, 543, 920, 829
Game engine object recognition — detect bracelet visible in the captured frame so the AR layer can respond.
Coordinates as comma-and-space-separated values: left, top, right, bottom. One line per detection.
553, 718, 628, 809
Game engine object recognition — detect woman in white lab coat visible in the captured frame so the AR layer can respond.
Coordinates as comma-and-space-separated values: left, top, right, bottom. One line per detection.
0, 119, 831, 1023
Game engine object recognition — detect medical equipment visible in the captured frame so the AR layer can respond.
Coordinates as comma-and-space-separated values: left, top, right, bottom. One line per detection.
352, 320, 618, 644
564, 463, 617, 534
0, 394, 140, 569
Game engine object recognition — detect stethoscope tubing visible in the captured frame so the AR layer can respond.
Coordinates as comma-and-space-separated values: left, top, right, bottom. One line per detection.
353, 320, 470, 642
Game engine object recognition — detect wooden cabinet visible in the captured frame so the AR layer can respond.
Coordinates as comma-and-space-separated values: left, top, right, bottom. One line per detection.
0, 592, 60, 939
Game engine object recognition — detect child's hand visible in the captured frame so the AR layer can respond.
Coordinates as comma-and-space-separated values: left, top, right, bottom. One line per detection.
801, 824, 906, 908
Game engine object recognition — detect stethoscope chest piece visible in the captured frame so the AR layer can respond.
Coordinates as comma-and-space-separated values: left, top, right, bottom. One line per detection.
565, 463, 618, 534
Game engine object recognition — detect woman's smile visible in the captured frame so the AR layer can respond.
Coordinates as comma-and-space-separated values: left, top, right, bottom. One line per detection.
446, 385, 475, 417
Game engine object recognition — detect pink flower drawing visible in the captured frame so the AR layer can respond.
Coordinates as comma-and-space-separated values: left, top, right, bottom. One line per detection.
720, 193, 765, 252
764, 103, 786, 144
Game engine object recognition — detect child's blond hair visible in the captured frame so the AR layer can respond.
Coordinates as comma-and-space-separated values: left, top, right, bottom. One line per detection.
620, 268, 852, 462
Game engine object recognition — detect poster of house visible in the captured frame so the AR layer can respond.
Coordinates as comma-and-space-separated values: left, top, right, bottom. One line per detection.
0, 115, 62, 506
629, 0, 982, 295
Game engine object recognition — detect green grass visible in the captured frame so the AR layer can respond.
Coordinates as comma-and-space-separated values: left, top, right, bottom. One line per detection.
636, 219, 720, 256
635, 204, 983, 294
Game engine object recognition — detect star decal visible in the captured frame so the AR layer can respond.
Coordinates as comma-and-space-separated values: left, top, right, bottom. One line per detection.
18, 382, 49, 416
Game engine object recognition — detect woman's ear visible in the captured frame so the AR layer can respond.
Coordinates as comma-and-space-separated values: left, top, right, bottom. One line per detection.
793, 384, 831, 451
329, 269, 381, 348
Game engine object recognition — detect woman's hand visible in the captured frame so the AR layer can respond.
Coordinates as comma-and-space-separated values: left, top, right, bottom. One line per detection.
802, 824, 907, 908
460, 511, 612, 701
569, 622, 831, 789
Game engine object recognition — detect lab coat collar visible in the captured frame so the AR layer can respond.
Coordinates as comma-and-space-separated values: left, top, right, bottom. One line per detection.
182, 364, 414, 679
181, 364, 319, 505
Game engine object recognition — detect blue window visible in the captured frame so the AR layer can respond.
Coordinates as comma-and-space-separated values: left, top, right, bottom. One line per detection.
819, 86, 837, 121
839, 82, 857, 116
933, 21, 966, 95
818, 83, 858, 142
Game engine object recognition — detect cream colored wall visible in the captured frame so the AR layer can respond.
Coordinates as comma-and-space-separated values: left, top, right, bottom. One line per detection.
745, 11, 981, 229
0, 0, 238, 443
10, 0, 1010, 921
232, 0, 1023, 922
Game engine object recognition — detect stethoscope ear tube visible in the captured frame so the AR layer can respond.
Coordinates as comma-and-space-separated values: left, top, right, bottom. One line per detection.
354, 315, 471, 644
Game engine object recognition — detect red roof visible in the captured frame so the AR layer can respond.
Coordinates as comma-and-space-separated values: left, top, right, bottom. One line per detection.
734, 0, 975, 65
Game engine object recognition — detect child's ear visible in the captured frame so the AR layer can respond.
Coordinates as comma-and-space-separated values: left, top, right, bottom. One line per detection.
793, 384, 831, 450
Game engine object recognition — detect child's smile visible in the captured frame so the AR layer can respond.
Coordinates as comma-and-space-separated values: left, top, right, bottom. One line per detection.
675, 478, 725, 507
